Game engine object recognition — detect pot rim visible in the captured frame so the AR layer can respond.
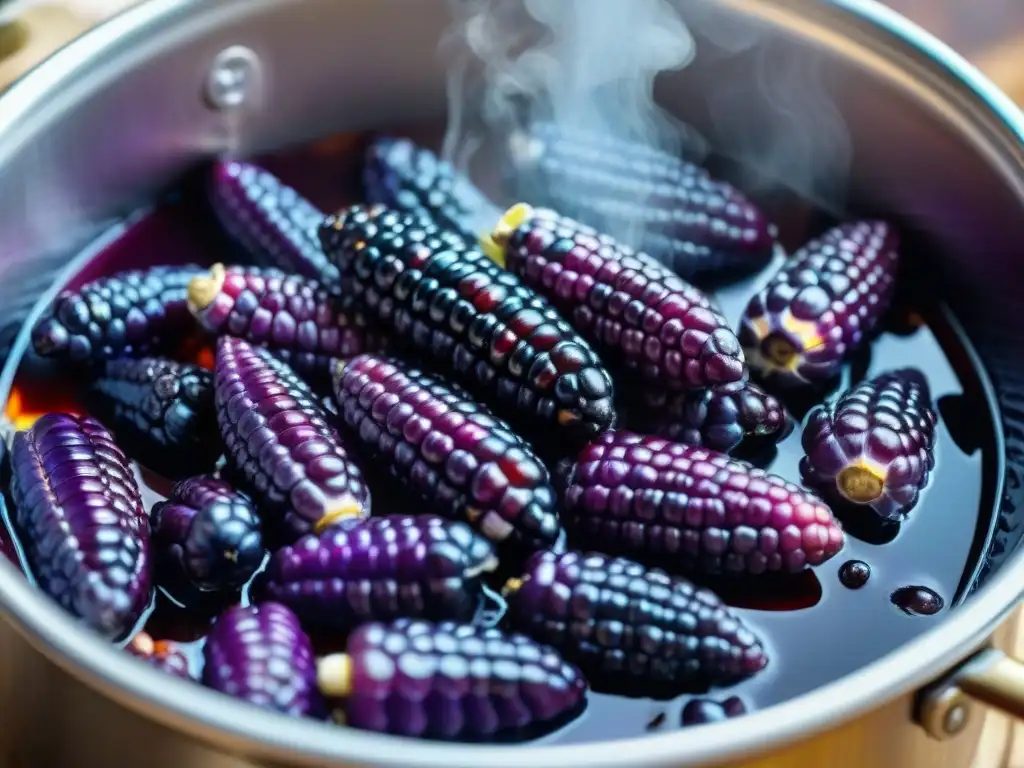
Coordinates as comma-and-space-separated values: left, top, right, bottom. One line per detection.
1, 0, 1024, 766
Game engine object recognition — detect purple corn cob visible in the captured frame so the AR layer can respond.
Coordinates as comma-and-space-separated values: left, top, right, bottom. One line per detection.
800, 368, 937, 520
317, 619, 587, 741
187, 264, 387, 382
203, 602, 321, 716
319, 205, 616, 443
681, 696, 748, 725
215, 336, 370, 540
505, 122, 775, 279
363, 137, 501, 243
209, 161, 340, 285
32, 265, 202, 363
9, 413, 151, 638
333, 355, 561, 550
483, 204, 746, 392
262, 515, 497, 630
126, 632, 193, 679
86, 357, 219, 478
561, 431, 844, 574
151, 475, 264, 593
739, 221, 900, 386
638, 381, 788, 454
504, 551, 767, 691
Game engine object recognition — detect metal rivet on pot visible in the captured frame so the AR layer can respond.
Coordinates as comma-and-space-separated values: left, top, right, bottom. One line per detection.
204, 46, 261, 110
916, 682, 972, 741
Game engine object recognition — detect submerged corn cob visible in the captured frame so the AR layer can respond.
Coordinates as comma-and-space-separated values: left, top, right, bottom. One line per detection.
561, 431, 844, 574
32, 265, 202, 363
9, 413, 151, 638
637, 381, 788, 454
800, 368, 937, 520
505, 123, 775, 279
203, 602, 321, 716
483, 205, 746, 392
363, 137, 501, 243
504, 551, 767, 692
151, 475, 264, 594
739, 221, 899, 386
187, 264, 387, 382
86, 357, 220, 478
320, 205, 616, 442
333, 355, 562, 550
126, 632, 193, 679
262, 515, 497, 630
209, 161, 340, 285
215, 336, 370, 540
317, 619, 587, 740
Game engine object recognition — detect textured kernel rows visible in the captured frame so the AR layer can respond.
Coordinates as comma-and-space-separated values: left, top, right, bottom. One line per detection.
505, 550, 767, 691
320, 205, 616, 442
333, 354, 562, 550
562, 431, 844, 574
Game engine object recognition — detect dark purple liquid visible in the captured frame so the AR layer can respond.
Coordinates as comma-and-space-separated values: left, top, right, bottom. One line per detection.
839, 560, 872, 590
891, 585, 945, 616
0, 134, 998, 744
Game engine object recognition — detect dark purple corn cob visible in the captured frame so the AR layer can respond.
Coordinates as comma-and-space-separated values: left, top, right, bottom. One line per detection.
86, 357, 220, 478
562, 431, 844, 574
800, 368, 937, 520
215, 336, 370, 540
209, 161, 340, 285
333, 355, 561, 549
151, 475, 264, 593
126, 632, 193, 679
364, 137, 501, 244
320, 205, 616, 442
638, 381, 788, 454
504, 551, 766, 692
9, 413, 151, 638
505, 123, 776, 279
317, 619, 587, 741
32, 265, 202, 363
262, 515, 497, 630
739, 221, 900, 386
188, 264, 387, 382
203, 602, 321, 716
483, 205, 746, 392
681, 696, 748, 725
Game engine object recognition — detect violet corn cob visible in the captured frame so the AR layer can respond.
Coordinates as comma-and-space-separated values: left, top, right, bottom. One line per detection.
203, 602, 321, 716
739, 221, 900, 386
126, 632, 193, 679
151, 475, 263, 593
215, 336, 369, 540
639, 380, 788, 454
505, 122, 775, 279
333, 354, 562, 549
561, 431, 844, 574
32, 265, 202, 363
188, 264, 387, 382
86, 357, 219, 478
209, 160, 340, 285
262, 515, 497, 630
317, 619, 587, 741
504, 551, 767, 692
364, 137, 501, 243
482, 204, 746, 392
800, 368, 937, 520
9, 413, 151, 638
320, 205, 616, 442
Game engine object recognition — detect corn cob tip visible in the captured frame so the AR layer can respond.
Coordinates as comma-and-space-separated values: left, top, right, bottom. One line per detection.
312, 496, 364, 534
837, 462, 887, 504
317, 653, 353, 698
187, 263, 226, 314
480, 203, 534, 268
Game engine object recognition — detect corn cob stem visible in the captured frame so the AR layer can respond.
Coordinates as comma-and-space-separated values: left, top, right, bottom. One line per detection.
311, 496, 364, 535
480, 203, 534, 268
187, 263, 226, 314
837, 462, 886, 504
317, 653, 353, 698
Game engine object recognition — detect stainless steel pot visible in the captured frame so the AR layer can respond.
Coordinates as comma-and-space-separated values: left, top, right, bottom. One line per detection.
3, 0, 1024, 766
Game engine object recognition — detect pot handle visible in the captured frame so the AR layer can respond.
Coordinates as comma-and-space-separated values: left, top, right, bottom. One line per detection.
917, 647, 1024, 739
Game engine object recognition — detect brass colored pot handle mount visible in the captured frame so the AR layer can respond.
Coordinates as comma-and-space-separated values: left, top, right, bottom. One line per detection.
917, 648, 1024, 740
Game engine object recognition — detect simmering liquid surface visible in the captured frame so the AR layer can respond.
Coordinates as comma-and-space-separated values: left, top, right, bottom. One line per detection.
0, 136, 998, 743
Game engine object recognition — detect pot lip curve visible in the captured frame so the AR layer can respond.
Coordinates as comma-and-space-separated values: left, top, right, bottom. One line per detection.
1, 0, 1024, 766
